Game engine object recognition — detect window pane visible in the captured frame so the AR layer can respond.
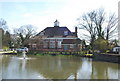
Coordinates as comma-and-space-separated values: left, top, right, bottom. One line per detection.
70, 44, 74, 48
50, 41, 55, 48
64, 31, 68, 36
57, 41, 61, 48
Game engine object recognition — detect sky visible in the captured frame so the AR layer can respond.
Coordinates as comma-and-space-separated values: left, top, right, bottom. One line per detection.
0, 0, 119, 39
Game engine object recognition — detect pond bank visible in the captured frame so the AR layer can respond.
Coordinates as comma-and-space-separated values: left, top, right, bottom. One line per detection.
3, 51, 119, 64
0, 51, 17, 55
93, 53, 120, 64
27, 51, 93, 58
29, 51, 120, 64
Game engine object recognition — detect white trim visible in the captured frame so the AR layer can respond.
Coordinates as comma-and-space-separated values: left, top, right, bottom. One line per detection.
57, 41, 62, 48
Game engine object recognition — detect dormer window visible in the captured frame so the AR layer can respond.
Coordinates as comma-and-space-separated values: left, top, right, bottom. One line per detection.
54, 20, 59, 27
64, 31, 68, 36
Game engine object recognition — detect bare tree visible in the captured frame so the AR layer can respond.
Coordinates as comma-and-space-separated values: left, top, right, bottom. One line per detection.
0, 18, 8, 32
77, 11, 97, 49
105, 14, 118, 40
77, 8, 118, 48
94, 9, 105, 39
14, 24, 37, 47
94, 9, 118, 40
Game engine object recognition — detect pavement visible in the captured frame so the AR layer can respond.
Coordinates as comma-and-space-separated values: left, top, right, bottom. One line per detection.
0, 51, 17, 55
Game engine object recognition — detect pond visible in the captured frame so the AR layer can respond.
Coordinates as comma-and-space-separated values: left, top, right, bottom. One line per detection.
0, 55, 120, 80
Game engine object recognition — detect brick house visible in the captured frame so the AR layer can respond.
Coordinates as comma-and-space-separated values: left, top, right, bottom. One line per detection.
29, 20, 84, 52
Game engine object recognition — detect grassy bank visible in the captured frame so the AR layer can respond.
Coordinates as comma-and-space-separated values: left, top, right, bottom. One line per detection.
0, 50, 17, 55
27, 51, 93, 57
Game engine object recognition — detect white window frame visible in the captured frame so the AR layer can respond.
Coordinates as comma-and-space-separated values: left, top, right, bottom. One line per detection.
57, 41, 61, 48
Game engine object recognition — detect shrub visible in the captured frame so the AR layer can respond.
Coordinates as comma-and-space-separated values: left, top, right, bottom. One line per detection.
93, 37, 109, 53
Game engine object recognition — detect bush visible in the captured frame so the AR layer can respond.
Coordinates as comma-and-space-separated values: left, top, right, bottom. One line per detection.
93, 37, 109, 53
3, 46, 9, 51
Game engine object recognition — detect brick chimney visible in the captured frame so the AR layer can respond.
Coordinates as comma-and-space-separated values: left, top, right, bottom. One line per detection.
75, 27, 78, 37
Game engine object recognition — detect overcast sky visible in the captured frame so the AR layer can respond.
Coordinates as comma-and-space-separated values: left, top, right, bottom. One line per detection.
0, 0, 119, 39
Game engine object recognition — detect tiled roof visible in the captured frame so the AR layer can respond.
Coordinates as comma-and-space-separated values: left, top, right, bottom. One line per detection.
37, 27, 76, 37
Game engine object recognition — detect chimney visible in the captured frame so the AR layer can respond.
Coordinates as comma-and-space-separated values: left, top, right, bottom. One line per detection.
75, 27, 78, 37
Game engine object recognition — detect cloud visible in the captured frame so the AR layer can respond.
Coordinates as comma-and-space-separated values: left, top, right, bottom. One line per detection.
1, 0, 119, 36
23, 13, 33, 17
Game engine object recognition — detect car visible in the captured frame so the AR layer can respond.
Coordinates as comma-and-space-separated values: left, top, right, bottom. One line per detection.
16, 47, 28, 52
112, 47, 120, 54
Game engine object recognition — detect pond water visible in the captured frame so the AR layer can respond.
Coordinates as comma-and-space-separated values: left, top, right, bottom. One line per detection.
0, 55, 120, 80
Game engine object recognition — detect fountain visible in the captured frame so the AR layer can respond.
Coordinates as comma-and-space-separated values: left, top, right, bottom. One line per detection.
17, 48, 34, 60
17, 50, 28, 60
22, 51, 26, 59
20, 50, 32, 60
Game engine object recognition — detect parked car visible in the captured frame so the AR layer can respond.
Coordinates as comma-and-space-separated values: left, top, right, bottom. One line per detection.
16, 47, 28, 52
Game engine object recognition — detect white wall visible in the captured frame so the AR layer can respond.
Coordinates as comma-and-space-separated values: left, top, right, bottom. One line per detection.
0, 29, 2, 51
118, 1, 120, 46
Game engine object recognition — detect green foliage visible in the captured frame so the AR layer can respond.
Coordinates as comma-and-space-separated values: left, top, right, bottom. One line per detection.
2, 31, 12, 48
14, 25, 37, 47
93, 37, 108, 53
3, 46, 9, 50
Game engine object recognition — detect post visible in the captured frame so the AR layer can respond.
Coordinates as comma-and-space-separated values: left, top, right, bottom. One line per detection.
118, 1, 120, 54
0, 28, 2, 81
0, 28, 2, 51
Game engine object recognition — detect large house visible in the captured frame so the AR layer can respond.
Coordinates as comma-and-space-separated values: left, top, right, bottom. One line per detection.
29, 20, 84, 52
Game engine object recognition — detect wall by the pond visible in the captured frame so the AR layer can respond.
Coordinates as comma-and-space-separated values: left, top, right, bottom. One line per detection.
93, 53, 120, 63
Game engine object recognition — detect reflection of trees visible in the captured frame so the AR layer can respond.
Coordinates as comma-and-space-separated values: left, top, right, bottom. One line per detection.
26, 56, 83, 79
2, 55, 11, 70
91, 61, 119, 79
1, 55, 120, 79
0, 56, 3, 80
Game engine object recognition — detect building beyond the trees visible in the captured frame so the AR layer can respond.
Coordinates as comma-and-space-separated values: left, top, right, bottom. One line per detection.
0, 28, 3, 51
118, 1, 120, 46
29, 20, 84, 52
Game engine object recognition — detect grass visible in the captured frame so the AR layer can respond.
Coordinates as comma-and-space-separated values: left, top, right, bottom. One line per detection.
27, 51, 94, 57
36, 53, 50, 56
85, 54, 93, 56
35, 52, 93, 57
